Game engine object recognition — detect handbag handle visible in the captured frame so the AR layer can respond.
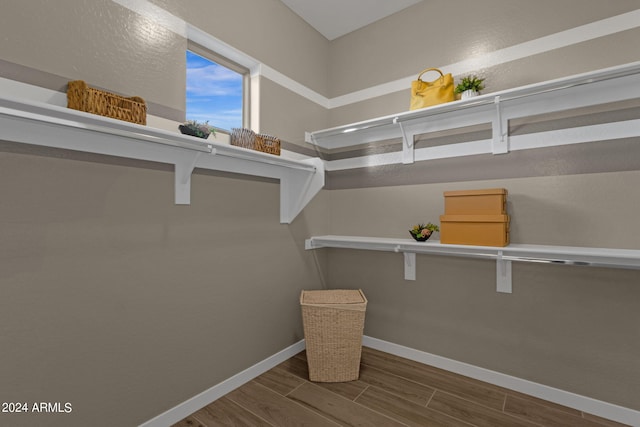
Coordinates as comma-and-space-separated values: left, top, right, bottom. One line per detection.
417, 68, 445, 82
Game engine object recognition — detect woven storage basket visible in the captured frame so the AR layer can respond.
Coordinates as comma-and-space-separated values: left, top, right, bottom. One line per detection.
300, 289, 367, 382
231, 128, 281, 156
67, 80, 146, 125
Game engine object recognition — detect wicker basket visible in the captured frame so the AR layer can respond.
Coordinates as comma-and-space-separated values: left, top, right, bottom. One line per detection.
300, 289, 367, 382
67, 80, 147, 125
231, 128, 281, 156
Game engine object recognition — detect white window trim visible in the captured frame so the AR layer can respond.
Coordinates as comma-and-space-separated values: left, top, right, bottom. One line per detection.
187, 41, 250, 131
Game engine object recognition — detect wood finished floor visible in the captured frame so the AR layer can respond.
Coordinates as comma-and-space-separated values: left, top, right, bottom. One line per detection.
173, 347, 629, 427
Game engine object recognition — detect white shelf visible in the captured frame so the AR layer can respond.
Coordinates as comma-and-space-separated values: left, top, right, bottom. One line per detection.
0, 95, 324, 224
305, 235, 640, 293
306, 61, 640, 164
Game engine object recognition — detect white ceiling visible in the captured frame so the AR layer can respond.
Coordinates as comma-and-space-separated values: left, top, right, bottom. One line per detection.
280, 0, 423, 40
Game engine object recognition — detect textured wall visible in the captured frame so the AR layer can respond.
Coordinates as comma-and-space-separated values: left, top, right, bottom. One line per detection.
325, 172, 640, 411
1, 0, 639, 425
328, 248, 640, 410
328, 0, 640, 126
0, 0, 186, 119
0, 1, 329, 426
0, 144, 328, 427
321, 0, 640, 413
0, 0, 331, 137
258, 77, 329, 145
149, 0, 330, 96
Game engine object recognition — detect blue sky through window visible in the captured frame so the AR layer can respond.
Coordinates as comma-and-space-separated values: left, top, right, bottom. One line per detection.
186, 50, 243, 131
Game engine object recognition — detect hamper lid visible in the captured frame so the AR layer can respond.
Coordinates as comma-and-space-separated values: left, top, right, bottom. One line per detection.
301, 289, 366, 305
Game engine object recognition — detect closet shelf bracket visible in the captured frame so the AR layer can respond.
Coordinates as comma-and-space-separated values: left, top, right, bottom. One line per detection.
394, 117, 415, 164
404, 252, 417, 281
492, 95, 509, 154
174, 150, 213, 205
0, 94, 324, 223
496, 250, 513, 293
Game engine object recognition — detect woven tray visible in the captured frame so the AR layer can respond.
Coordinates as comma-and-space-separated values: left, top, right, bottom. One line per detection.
231, 128, 281, 156
67, 80, 146, 125
300, 289, 367, 382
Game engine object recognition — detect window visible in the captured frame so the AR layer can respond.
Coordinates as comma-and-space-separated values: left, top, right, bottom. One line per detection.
186, 44, 248, 132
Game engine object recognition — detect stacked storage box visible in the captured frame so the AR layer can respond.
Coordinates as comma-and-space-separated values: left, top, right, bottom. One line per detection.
440, 188, 509, 247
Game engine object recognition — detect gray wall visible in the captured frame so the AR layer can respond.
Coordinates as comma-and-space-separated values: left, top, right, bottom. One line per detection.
1, 0, 639, 425
327, 173, 640, 410
323, 0, 640, 414
0, 146, 328, 426
0, 1, 328, 426
149, 0, 330, 97
0, 0, 186, 120
328, 0, 640, 126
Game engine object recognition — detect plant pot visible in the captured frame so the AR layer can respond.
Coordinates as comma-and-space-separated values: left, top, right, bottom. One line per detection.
461, 90, 479, 100
179, 124, 209, 139
409, 231, 433, 242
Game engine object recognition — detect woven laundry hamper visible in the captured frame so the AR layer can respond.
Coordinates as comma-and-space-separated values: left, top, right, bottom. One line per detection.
300, 289, 367, 382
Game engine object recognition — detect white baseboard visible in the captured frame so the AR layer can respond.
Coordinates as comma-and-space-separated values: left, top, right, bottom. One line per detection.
138, 339, 305, 427
138, 336, 638, 427
362, 336, 640, 426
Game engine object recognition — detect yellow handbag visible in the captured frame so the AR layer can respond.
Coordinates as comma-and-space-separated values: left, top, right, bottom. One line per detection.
410, 68, 455, 110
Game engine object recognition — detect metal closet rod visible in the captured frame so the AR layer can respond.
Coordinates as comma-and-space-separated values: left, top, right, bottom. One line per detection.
393, 247, 636, 269
502, 255, 592, 266
214, 149, 317, 172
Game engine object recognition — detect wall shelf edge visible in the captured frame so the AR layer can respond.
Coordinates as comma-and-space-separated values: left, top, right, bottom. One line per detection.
0, 95, 324, 224
305, 235, 640, 293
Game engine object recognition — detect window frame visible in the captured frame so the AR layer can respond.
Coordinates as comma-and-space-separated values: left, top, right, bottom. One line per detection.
186, 41, 250, 133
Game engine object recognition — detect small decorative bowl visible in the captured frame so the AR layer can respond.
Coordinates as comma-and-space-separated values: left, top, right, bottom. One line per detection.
179, 124, 210, 139
409, 230, 433, 242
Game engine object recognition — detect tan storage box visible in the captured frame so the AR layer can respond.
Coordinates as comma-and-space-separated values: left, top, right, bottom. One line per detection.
440, 214, 510, 247
444, 188, 507, 215
300, 289, 367, 382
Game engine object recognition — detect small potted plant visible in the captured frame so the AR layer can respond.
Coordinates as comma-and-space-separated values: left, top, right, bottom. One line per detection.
455, 75, 486, 100
179, 120, 216, 139
409, 223, 440, 242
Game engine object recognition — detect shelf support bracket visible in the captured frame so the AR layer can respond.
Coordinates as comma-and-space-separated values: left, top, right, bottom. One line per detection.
404, 252, 416, 281
174, 151, 207, 205
395, 118, 415, 164
492, 96, 509, 154
496, 250, 512, 293
279, 157, 325, 224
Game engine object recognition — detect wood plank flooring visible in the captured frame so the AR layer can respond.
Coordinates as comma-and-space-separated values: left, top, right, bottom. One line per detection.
172, 347, 630, 427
